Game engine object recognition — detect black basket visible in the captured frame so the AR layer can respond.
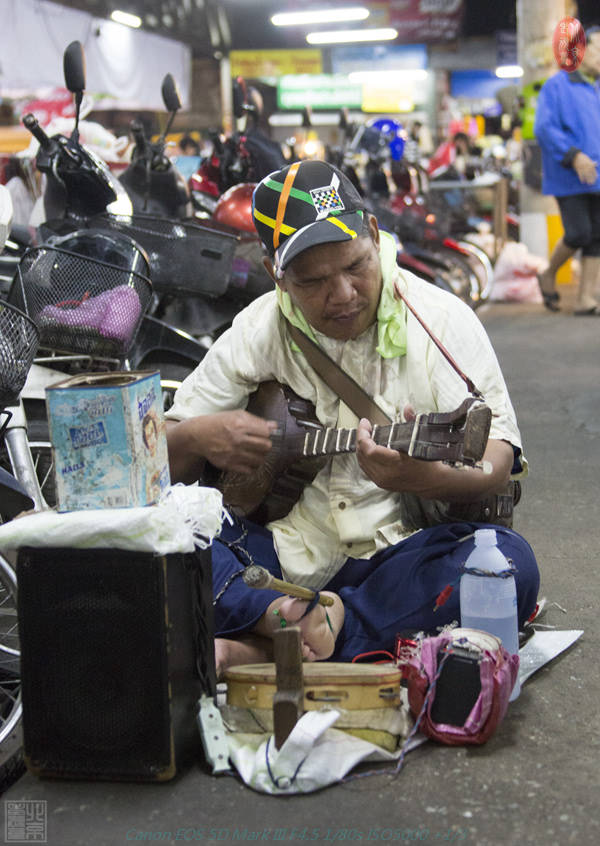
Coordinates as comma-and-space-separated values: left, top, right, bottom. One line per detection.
0, 299, 40, 410
9, 246, 152, 359
90, 213, 239, 298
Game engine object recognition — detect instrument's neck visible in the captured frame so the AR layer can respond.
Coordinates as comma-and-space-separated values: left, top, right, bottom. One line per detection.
301, 422, 410, 457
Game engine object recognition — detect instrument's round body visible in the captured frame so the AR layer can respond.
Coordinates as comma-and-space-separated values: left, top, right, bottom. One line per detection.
224, 662, 402, 711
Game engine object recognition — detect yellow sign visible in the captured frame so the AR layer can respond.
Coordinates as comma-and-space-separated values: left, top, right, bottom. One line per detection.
230, 50, 322, 79
362, 85, 415, 114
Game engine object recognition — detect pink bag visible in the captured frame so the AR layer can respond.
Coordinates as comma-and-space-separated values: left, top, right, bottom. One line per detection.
40, 285, 142, 345
399, 628, 519, 746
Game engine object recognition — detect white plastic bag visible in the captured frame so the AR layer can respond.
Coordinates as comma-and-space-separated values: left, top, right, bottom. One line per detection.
490, 242, 545, 303
0, 483, 227, 555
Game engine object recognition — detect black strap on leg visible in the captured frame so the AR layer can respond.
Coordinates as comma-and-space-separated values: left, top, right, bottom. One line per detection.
300, 592, 321, 619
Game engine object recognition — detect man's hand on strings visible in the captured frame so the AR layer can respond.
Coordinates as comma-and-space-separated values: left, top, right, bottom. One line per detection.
355, 407, 433, 492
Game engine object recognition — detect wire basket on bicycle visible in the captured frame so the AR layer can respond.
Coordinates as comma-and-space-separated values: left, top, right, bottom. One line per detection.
8, 235, 152, 360
90, 212, 239, 298
0, 300, 40, 411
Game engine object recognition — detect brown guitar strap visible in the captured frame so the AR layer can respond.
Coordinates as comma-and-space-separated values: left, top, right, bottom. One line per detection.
285, 321, 392, 425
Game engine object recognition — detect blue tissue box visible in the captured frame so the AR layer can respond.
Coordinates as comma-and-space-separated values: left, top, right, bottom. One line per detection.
46, 370, 170, 512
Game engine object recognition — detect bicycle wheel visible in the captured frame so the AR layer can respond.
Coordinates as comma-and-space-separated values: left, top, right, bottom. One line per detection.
0, 553, 24, 793
0, 399, 55, 512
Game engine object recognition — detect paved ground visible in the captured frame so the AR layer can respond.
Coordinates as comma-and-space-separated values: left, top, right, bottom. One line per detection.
2, 287, 599, 846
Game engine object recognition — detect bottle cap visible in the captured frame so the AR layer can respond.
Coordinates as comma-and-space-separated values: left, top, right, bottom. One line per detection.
473, 528, 497, 546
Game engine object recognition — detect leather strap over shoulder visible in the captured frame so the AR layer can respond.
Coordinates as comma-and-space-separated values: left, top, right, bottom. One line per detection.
285, 320, 392, 425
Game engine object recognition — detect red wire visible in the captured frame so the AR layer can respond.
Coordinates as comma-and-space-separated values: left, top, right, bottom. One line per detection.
351, 649, 396, 664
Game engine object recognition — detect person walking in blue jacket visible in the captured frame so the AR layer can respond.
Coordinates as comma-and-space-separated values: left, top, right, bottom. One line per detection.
535, 25, 600, 314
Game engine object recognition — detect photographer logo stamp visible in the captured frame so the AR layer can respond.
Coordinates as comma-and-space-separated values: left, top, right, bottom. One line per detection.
4, 801, 47, 843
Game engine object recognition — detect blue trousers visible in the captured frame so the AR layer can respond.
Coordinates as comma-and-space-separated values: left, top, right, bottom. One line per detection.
211, 517, 540, 662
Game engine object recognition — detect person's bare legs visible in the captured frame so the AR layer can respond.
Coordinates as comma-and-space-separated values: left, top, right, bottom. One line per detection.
537, 237, 576, 310
574, 255, 600, 313
214, 592, 345, 679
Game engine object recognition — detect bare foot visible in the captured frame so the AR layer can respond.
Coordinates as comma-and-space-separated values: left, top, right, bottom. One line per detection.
255, 592, 345, 662
215, 634, 273, 680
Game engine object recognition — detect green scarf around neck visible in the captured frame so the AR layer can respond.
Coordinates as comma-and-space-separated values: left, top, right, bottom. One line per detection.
276, 229, 407, 358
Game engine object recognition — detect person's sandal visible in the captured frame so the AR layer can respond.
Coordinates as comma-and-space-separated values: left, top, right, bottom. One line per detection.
541, 289, 561, 312
573, 304, 600, 316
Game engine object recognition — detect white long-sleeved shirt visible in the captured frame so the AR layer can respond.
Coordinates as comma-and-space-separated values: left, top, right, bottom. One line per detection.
166, 267, 524, 590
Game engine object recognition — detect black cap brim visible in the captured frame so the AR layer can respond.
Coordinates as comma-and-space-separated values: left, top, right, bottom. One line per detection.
274, 209, 366, 275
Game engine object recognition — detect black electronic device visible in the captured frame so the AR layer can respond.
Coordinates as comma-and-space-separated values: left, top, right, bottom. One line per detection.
429, 646, 482, 727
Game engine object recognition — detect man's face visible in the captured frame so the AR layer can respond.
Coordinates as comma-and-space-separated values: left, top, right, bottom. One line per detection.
581, 32, 600, 78
274, 214, 382, 341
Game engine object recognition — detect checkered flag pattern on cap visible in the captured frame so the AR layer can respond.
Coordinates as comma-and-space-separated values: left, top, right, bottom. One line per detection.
252, 160, 366, 275
311, 173, 345, 218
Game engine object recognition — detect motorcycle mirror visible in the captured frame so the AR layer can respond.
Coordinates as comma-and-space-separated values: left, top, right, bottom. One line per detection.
63, 41, 86, 143
63, 41, 86, 94
158, 74, 182, 144
161, 74, 181, 113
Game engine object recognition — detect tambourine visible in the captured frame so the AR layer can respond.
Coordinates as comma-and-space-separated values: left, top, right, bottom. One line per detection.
224, 662, 402, 711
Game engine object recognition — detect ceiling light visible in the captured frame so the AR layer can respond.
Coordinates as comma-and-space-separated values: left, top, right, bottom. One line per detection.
495, 65, 523, 78
348, 70, 428, 83
272, 7, 369, 27
110, 10, 142, 28
307, 28, 398, 45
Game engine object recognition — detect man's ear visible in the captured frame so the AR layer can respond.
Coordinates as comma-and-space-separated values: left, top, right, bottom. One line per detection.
262, 255, 285, 290
367, 213, 380, 249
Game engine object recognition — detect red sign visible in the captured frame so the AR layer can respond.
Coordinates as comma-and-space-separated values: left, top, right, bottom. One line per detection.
20, 88, 75, 127
387, 0, 464, 43
552, 17, 586, 72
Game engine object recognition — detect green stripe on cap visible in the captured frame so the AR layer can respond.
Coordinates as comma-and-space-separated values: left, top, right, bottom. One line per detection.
264, 177, 314, 206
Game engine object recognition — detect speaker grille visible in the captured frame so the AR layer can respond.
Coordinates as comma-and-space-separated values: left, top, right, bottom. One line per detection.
17, 547, 215, 781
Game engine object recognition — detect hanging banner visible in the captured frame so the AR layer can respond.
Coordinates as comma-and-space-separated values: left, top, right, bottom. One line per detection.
331, 44, 427, 76
230, 51, 322, 80
0, 0, 191, 110
387, 0, 464, 43
277, 75, 362, 110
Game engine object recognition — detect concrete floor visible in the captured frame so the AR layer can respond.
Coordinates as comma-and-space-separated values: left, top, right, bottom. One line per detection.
2, 289, 599, 846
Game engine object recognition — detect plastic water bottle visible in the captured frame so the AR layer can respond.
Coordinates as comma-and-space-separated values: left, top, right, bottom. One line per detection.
460, 528, 521, 701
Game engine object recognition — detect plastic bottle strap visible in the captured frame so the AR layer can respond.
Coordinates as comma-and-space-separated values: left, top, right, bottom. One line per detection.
460, 562, 518, 578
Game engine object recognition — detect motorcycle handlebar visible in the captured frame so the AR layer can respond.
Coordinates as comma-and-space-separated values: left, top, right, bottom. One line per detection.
130, 119, 147, 150
22, 113, 52, 149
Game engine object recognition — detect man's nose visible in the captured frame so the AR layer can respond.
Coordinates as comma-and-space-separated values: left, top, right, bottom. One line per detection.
328, 273, 356, 302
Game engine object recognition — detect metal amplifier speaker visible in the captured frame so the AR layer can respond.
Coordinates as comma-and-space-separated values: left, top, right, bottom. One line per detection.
16, 546, 216, 781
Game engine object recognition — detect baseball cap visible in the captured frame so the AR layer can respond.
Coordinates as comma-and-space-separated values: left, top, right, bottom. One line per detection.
252, 160, 366, 277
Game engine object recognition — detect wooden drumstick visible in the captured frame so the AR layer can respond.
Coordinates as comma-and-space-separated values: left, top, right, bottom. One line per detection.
242, 565, 335, 606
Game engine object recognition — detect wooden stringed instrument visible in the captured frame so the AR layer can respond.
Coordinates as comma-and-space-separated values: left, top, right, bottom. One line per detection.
210, 380, 492, 525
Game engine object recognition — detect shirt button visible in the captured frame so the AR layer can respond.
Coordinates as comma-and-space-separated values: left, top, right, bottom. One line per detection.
338, 501, 346, 510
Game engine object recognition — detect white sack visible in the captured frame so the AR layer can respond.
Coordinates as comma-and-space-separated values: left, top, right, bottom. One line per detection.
0, 484, 227, 555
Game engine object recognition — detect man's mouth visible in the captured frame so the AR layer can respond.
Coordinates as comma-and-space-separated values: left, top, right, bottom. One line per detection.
328, 308, 362, 322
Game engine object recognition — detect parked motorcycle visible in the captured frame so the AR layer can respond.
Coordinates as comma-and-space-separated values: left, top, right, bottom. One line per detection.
0, 187, 40, 792
97, 73, 275, 342
16, 41, 208, 380
0, 42, 213, 515
327, 112, 492, 308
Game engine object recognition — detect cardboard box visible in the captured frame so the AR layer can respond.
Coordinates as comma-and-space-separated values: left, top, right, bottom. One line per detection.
46, 371, 170, 512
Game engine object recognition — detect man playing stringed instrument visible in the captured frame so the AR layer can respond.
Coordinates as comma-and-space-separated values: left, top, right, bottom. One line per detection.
165, 160, 539, 677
